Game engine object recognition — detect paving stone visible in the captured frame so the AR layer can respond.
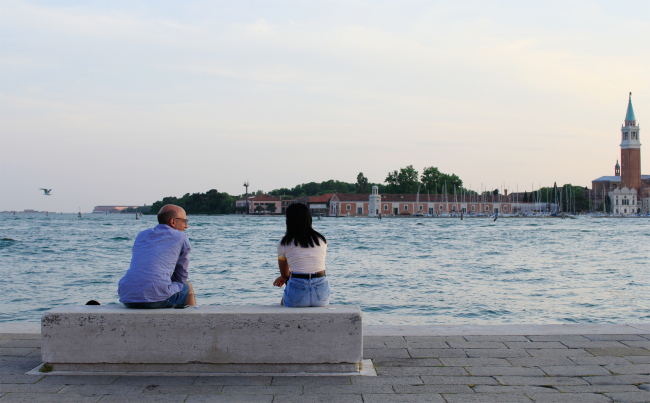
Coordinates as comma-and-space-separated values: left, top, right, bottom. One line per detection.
466, 349, 530, 358
373, 358, 443, 367
504, 342, 567, 349
0, 340, 41, 348
570, 357, 633, 366
350, 376, 423, 385
376, 367, 468, 376
526, 349, 591, 357
60, 385, 146, 394
408, 349, 467, 358
562, 341, 630, 349
362, 394, 445, 403
0, 358, 42, 374
95, 395, 187, 403
25, 350, 40, 358
142, 385, 226, 395
540, 365, 612, 376
364, 338, 391, 348
472, 385, 558, 393
0, 393, 102, 403
604, 391, 650, 402
404, 336, 467, 344
274, 394, 362, 403
507, 357, 577, 367
367, 337, 407, 345
440, 358, 511, 367
305, 385, 393, 394
588, 348, 650, 357
525, 392, 612, 402
420, 376, 498, 385
404, 342, 450, 349
495, 376, 589, 386
221, 385, 303, 394
272, 376, 350, 385
364, 348, 411, 359
0, 383, 65, 393
622, 341, 650, 349
447, 341, 507, 349
605, 365, 650, 375
465, 336, 530, 342
393, 384, 474, 394
0, 374, 43, 384
0, 348, 36, 357
443, 394, 533, 402
586, 375, 650, 385
112, 376, 197, 386
555, 385, 641, 393
195, 376, 272, 385
626, 357, 650, 364
185, 396, 272, 403
466, 367, 545, 376
37, 375, 118, 385
584, 335, 649, 342
526, 335, 591, 343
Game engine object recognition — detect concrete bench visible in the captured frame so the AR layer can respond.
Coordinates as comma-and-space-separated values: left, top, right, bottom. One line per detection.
41, 305, 363, 374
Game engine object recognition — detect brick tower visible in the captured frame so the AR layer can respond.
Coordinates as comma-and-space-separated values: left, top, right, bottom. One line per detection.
620, 92, 641, 190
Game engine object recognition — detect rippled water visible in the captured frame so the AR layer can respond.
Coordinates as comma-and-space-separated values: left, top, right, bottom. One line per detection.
1, 213, 649, 325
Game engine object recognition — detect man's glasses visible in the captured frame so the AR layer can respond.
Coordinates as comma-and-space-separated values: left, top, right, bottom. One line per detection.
173, 217, 188, 224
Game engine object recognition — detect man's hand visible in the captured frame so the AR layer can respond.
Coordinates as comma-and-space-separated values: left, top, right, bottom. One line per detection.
273, 276, 288, 287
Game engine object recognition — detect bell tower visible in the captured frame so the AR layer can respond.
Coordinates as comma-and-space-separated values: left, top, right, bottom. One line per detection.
615, 160, 620, 176
620, 92, 641, 190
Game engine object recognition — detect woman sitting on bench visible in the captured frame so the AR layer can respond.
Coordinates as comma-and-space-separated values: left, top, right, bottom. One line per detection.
273, 203, 330, 307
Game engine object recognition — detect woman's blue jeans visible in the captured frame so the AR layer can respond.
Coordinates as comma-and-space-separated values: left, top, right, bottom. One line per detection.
283, 276, 330, 307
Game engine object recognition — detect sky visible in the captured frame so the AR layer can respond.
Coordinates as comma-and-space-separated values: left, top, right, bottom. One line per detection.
1, 0, 649, 212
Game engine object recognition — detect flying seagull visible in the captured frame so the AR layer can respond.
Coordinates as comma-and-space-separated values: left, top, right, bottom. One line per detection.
40, 188, 52, 196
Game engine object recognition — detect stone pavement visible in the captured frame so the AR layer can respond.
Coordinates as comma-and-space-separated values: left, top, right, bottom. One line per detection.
2, 325, 650, 402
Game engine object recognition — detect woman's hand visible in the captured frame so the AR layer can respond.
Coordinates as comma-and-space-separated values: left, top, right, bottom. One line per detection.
273, 276, 288, 287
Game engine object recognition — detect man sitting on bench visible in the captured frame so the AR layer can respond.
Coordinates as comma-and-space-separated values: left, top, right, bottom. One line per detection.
118, 204, 196, 308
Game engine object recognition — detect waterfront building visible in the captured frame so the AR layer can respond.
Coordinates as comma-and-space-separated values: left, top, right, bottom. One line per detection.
329, 192, 516, 217
591, 93, 650, 215
236, 194, 282, 214
92, 206, 140, 214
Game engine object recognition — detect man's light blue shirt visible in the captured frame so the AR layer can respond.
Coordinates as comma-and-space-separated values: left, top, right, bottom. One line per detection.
118, 224, 191, 303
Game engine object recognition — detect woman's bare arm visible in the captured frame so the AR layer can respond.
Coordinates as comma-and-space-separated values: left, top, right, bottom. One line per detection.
273, 259, 290, 287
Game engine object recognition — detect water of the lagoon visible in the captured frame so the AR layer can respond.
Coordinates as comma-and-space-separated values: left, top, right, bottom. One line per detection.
1, 213, 648, 325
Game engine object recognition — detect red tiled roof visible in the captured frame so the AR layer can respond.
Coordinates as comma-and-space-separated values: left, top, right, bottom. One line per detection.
334, 193, 508, 203
307, 193, 335, 203
239, 194, 281, 202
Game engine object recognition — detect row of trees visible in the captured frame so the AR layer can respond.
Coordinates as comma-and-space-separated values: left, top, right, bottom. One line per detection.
520, 183, 592, 212
384, 165, 469, 195
149, 189, 237, 215
266, 166, 466, 197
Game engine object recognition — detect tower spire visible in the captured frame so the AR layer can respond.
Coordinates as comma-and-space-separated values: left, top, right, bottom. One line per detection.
625, 92, 636, 123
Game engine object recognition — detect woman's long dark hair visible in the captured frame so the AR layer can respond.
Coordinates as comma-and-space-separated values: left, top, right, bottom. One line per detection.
280, 203, 327, 248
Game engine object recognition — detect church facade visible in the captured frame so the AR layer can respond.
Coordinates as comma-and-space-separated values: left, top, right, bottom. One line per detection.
592, 93, 650, 215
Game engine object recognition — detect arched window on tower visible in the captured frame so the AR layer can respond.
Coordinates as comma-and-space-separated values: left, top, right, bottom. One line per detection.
624, 133, 629, 140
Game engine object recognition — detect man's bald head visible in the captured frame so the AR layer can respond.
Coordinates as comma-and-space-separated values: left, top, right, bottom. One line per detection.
157, 204, 186, 225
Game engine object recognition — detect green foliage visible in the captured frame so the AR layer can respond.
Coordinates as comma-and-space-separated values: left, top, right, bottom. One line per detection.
523, 191, 528, 202
356, 172, 370, 194
254, 205, 265, 214
385, 165, 420, 194
149, 189, 236, 215
269, 179, 360, 197
526, 184, 591, 212
420, 166, 464, 194
267, 203, 277, 213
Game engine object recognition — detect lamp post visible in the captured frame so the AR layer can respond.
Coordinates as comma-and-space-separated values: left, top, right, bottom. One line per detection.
243, 181, 250, 214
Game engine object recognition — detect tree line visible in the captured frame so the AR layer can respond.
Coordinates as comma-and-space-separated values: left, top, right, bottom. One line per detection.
148, 166, 596, 214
